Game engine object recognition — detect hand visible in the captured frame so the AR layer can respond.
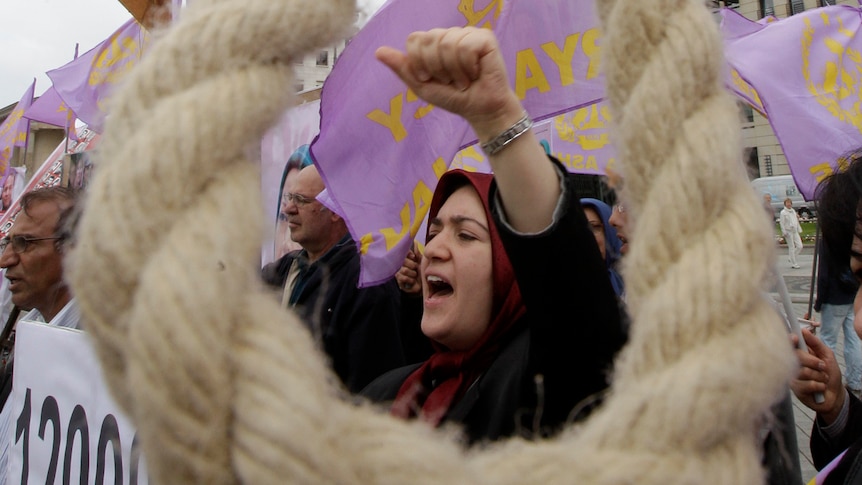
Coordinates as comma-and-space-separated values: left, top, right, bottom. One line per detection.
395, 245, 421, 295
790, 328, 845, 423
375, 27, 524, 140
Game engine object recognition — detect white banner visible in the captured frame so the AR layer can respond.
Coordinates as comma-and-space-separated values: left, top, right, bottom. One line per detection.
4, 321, 147, 484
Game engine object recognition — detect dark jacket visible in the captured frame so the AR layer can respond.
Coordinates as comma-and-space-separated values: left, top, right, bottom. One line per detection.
362, 163, 626, 444
812, 392, 862, 484
815, 244, 859, 311
261, 235, 406, 393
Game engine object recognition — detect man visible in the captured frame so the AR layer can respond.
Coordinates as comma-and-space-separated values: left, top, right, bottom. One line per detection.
0, 187, 79, 327
780, 197, 803, 269
0, 187, 80, 406
261, 165, 406, 393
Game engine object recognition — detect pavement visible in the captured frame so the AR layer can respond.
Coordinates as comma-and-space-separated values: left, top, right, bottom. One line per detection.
769, 243, 823, 483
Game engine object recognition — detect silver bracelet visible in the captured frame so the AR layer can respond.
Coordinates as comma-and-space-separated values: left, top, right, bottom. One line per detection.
480, 113, 533, 156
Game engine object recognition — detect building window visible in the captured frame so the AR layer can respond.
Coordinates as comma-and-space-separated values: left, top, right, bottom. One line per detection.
316, 51, 329, 67
708, 0, 739, 6
819, 0, 836, 6
746, 147, 760, 178
790, 0, 805, 14
741, 103, 754, 123
764, 154, 773, 176
759, 0, 774, 17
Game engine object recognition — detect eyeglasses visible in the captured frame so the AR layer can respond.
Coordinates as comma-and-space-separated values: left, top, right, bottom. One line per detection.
285, 192, 316, 207
0, 235, 64, 254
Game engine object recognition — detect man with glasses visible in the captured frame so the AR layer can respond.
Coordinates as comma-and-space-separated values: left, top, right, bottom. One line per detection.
0, 187, 79, 407
0, 187, 79, 329
261, 165, 406, 393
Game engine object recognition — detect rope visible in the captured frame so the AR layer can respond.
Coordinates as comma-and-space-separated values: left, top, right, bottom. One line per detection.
69, 0, 797, 483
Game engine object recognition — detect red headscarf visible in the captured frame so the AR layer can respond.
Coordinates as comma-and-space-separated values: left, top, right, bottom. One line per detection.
391, 169, 527, 426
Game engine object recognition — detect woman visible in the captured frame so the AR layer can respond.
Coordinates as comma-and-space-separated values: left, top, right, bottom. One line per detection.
580, 198, 625, 297
361, 27, 626, 444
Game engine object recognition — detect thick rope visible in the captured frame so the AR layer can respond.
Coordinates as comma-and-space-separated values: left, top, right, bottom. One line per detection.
69, 0, 797, 483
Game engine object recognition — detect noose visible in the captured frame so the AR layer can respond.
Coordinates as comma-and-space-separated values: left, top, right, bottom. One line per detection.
69, 0, 796, 483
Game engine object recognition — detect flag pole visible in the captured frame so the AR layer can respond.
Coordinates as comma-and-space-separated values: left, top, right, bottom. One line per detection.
63, 44, 79, 155
18, 78, 35, 168
807, 221, 820, 319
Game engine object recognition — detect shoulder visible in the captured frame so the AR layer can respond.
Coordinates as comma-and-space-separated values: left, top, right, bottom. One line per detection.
260, 252, 299, 285
359, 363, 422, 403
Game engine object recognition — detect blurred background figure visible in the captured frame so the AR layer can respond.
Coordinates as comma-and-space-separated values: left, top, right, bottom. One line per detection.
780, 197, 803, 269
580, 198, 624, 298
812, 243, 862, 396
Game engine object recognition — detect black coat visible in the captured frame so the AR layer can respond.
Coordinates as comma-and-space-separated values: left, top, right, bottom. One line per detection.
262, 236, 407, 393
812, 392, 862, 484
362, 163, 626, 444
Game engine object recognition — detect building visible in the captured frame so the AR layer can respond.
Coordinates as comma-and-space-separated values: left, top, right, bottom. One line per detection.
722, 0, 852, 179
293, 40, 348, 94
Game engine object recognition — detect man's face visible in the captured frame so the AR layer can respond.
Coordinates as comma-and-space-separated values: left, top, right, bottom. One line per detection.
0, 200, 67, 317
285, 167, 336, 254
274, 168, 302, 258
2, 175, 14, 208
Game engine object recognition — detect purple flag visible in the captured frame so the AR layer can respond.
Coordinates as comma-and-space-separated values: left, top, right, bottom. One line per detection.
311, 0, 605, 286
23, 87, 74, 129
47, 18, 149, 133
0, 80, 35, 149
721, 5, 862, 201
0, 80, 36, 178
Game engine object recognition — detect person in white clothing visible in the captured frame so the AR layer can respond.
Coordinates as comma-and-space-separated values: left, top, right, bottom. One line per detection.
779, 197, 803, 269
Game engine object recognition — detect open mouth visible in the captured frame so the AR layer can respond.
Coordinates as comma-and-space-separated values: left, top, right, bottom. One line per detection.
426, 274, 453, 297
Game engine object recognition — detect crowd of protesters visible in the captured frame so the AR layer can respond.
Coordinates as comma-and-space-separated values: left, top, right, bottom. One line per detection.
8, 23, 862, 485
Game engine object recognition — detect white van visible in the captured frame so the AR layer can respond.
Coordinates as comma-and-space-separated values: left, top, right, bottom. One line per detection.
750, 175, 814, 220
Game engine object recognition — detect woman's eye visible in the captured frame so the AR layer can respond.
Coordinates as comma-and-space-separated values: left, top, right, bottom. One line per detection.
458, 232, 477, 241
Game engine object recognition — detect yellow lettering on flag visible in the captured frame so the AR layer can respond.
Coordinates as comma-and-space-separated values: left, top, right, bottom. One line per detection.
541, 34, 580, 86
368, 94, 408, 142
458, 0, 503, 28
380, 180, 434, 250
515, 48, 551, 99
582, 28, 601, 80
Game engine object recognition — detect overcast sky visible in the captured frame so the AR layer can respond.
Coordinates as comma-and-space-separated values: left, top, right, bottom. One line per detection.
0, 0, 132, 107
1, 0, 386, 107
